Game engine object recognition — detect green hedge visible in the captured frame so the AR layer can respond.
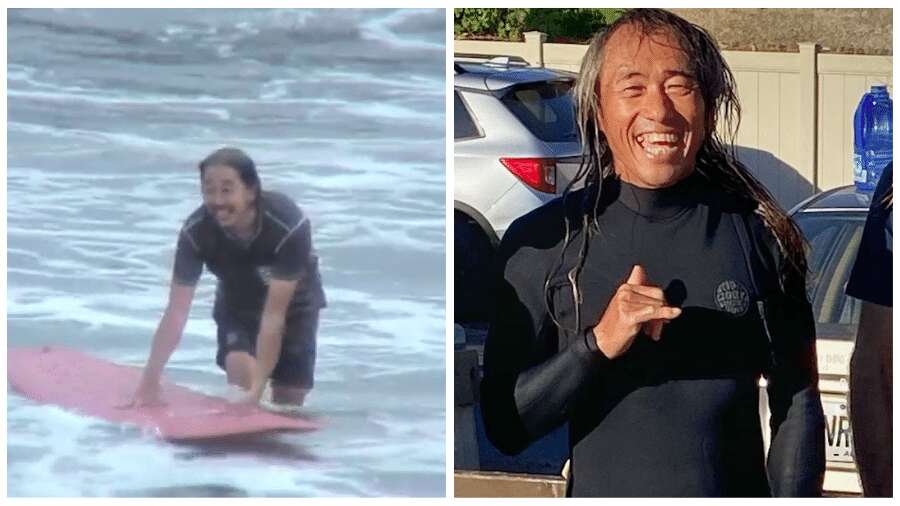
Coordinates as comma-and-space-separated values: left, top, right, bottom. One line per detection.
454, 8, 627, 43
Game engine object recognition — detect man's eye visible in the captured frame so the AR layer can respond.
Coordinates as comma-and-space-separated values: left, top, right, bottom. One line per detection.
667, 83, 694, 95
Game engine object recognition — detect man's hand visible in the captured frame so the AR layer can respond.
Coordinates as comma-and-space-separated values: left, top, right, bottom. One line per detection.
239, 380, 266, 406
591, 264, 682, 359
118, 375, 165, 409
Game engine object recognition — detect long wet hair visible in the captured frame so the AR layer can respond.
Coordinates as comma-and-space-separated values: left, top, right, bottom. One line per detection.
548, 9, 808, 331
197, 147, 263, 205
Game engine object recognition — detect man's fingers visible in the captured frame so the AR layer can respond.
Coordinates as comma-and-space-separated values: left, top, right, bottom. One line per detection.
634, 305, 682, 323
625, 264, 648, 285
627, 284, 666, 301
656, 306, 682, 320
623, 290, 666, 307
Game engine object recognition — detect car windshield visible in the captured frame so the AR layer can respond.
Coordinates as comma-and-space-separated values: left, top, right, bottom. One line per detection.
794, 211, 866, 341
500, 81, 578, 143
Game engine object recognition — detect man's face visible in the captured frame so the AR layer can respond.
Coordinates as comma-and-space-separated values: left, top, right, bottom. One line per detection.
597, 25, 707, 189
201, 164, 256, 229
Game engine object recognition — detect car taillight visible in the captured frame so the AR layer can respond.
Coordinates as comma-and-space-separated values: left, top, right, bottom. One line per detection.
499, 157, 557, 193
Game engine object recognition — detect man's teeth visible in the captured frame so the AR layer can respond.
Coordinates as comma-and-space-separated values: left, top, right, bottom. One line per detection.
637, 133, 680, 144
644, 145, 677, 157
637, 133, 681, 157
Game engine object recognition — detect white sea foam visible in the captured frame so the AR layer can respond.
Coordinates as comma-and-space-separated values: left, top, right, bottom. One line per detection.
362, 9, 446, 52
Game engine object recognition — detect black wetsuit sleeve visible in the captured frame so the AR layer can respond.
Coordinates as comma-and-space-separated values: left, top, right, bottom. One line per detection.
172, 228, 203, 286
480, 219, 610, 456
270, 217, 311, 281
760, 230, 826, 496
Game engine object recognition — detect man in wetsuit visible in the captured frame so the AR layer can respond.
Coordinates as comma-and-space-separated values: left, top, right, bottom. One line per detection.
131, 148, 326, 407
846, 162, 892, 497
480, 10, 825, 497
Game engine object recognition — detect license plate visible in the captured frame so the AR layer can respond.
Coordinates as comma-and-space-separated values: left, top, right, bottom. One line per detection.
823, 398, 854, 463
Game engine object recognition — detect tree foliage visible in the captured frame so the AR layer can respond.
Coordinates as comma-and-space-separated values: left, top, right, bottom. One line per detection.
454, 8, 530, 41
454, 8, 627, 42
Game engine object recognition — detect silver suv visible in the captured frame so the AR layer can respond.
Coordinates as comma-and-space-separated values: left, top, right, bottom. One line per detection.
454, 58, 583, 321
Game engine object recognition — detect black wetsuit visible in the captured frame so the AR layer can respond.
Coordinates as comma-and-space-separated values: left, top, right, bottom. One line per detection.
481, 173, 825, 497
173, 190, 326, 387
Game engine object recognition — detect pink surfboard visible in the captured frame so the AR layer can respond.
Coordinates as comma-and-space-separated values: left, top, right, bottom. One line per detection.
8, 346, 321, 441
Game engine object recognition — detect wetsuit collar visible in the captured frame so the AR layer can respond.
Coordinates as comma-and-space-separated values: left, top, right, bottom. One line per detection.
613, 171, 702, 221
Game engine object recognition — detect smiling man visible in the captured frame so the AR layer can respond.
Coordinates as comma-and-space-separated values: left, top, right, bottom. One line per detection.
130, 147, 326, 409
597, 23, 707, 190
480, 9, 825, 497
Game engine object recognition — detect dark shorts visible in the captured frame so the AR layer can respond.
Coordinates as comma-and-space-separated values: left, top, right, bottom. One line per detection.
214, 309, 319, 389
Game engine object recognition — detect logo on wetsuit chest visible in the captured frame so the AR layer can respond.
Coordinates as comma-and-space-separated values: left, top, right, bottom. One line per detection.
714, 280, 750, 316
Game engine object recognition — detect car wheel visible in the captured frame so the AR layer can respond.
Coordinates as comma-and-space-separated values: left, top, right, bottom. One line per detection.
455, 212, 495, 323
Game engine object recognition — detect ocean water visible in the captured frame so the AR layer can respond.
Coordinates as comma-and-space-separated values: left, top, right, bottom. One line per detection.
6, 8, 446, 497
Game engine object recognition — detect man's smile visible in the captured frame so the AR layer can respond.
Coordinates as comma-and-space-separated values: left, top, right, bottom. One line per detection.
635, 131, 683, 159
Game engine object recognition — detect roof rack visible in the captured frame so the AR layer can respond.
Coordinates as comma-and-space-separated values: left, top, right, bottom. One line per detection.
484, 56, 529, 68
454, 54, 530, 69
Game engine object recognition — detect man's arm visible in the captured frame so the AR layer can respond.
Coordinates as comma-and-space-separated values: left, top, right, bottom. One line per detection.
131, 226, 202, 406
481, 264, 605, 455
481, 218, 616, 455
243, 209, 311, 401
764, 289, 826, 496
247, 278, 298, 401
132, 281, 196, 404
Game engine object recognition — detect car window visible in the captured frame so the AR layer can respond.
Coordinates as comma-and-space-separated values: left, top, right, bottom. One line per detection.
794, 212, 866, 341
454, 91, 481, 140
500, 81, 578, 143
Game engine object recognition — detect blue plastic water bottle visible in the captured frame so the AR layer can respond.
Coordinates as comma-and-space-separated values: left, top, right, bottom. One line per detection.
853, 84, 893, 192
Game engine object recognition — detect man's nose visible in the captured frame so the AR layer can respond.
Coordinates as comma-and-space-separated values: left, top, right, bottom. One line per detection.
212, 192, 227, 207
641, 86, 676, 123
